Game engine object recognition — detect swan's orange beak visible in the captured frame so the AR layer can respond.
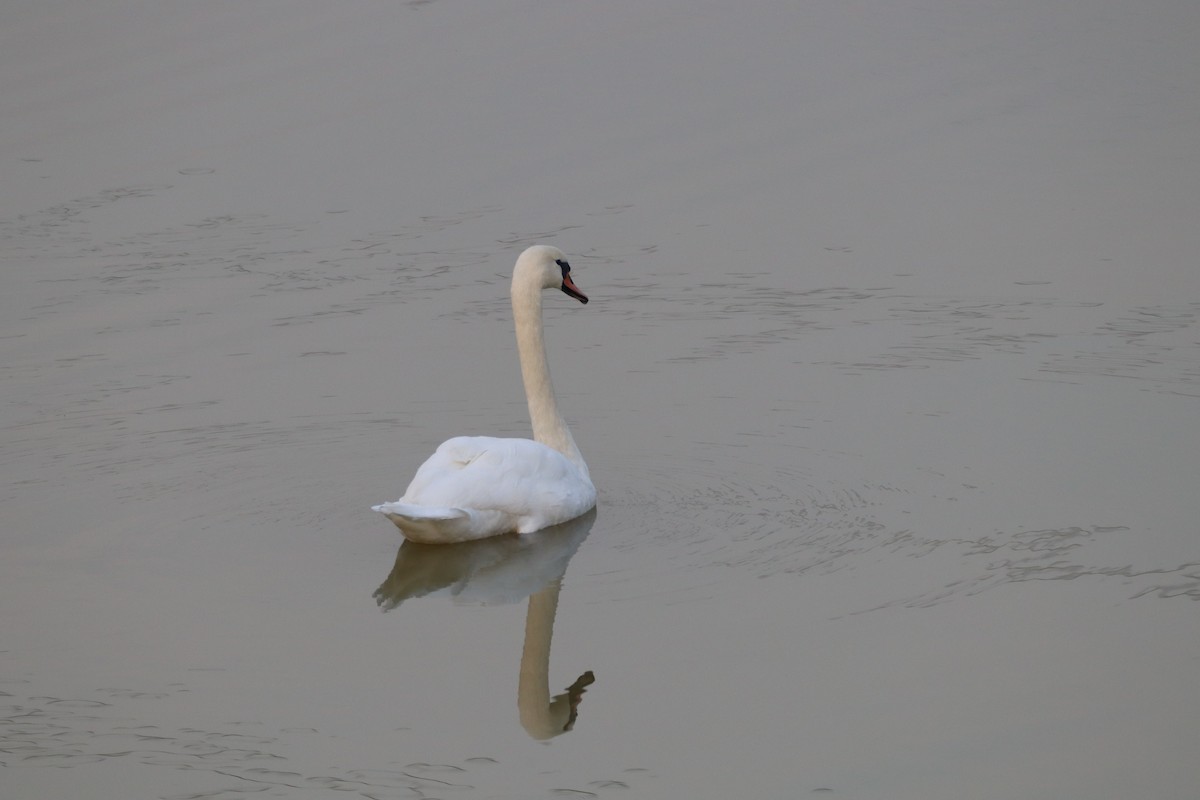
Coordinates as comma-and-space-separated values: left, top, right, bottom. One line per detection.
561, 274, 588, 304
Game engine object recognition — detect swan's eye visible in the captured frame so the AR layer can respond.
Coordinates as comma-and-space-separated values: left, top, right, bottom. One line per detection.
556, 259, 571, 276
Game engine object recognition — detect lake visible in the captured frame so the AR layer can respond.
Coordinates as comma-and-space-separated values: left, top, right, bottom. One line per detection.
3, 2, 1198, 798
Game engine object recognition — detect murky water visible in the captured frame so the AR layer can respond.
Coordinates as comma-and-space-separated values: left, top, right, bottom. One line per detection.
4, 2, 1199, 799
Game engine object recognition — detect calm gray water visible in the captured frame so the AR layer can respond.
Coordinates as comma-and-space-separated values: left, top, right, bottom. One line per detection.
3, 2, 1198, 799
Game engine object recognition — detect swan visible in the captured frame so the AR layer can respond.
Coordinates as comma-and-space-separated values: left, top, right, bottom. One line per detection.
372, 245, 596, 544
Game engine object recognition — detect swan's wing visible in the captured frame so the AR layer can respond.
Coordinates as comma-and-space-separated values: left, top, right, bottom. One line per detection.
384, 436, 594, 528
398, 436, 510, 502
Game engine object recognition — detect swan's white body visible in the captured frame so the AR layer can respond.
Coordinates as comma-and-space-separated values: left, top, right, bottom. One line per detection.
372, 245, 596, 544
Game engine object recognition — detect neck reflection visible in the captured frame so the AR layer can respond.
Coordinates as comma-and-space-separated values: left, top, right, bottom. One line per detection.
374, 509, 597, 739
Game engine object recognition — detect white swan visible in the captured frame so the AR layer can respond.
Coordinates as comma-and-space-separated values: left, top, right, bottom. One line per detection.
372, 245, 596, 543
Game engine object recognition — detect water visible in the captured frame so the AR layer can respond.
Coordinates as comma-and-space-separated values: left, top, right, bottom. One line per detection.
3, 2, 1199, 798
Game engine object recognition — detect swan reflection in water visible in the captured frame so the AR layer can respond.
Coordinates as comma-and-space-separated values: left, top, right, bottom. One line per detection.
374, 508, 596, 739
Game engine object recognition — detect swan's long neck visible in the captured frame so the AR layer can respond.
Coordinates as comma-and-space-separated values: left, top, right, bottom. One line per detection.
512, 279, 589, 477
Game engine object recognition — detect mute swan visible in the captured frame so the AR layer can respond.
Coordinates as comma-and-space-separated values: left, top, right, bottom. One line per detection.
372, 245, 596, 543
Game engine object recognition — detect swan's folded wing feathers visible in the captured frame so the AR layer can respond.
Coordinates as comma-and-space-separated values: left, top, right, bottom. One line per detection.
398, 436, 585, 515
375, 434, 594, 541
398, 436, 489, 500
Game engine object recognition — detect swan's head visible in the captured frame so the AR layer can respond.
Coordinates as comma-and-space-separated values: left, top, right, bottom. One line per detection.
515, 245, 588, 304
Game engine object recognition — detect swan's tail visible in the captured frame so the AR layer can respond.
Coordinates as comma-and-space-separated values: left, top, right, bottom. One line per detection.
371, 502, 512, 544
